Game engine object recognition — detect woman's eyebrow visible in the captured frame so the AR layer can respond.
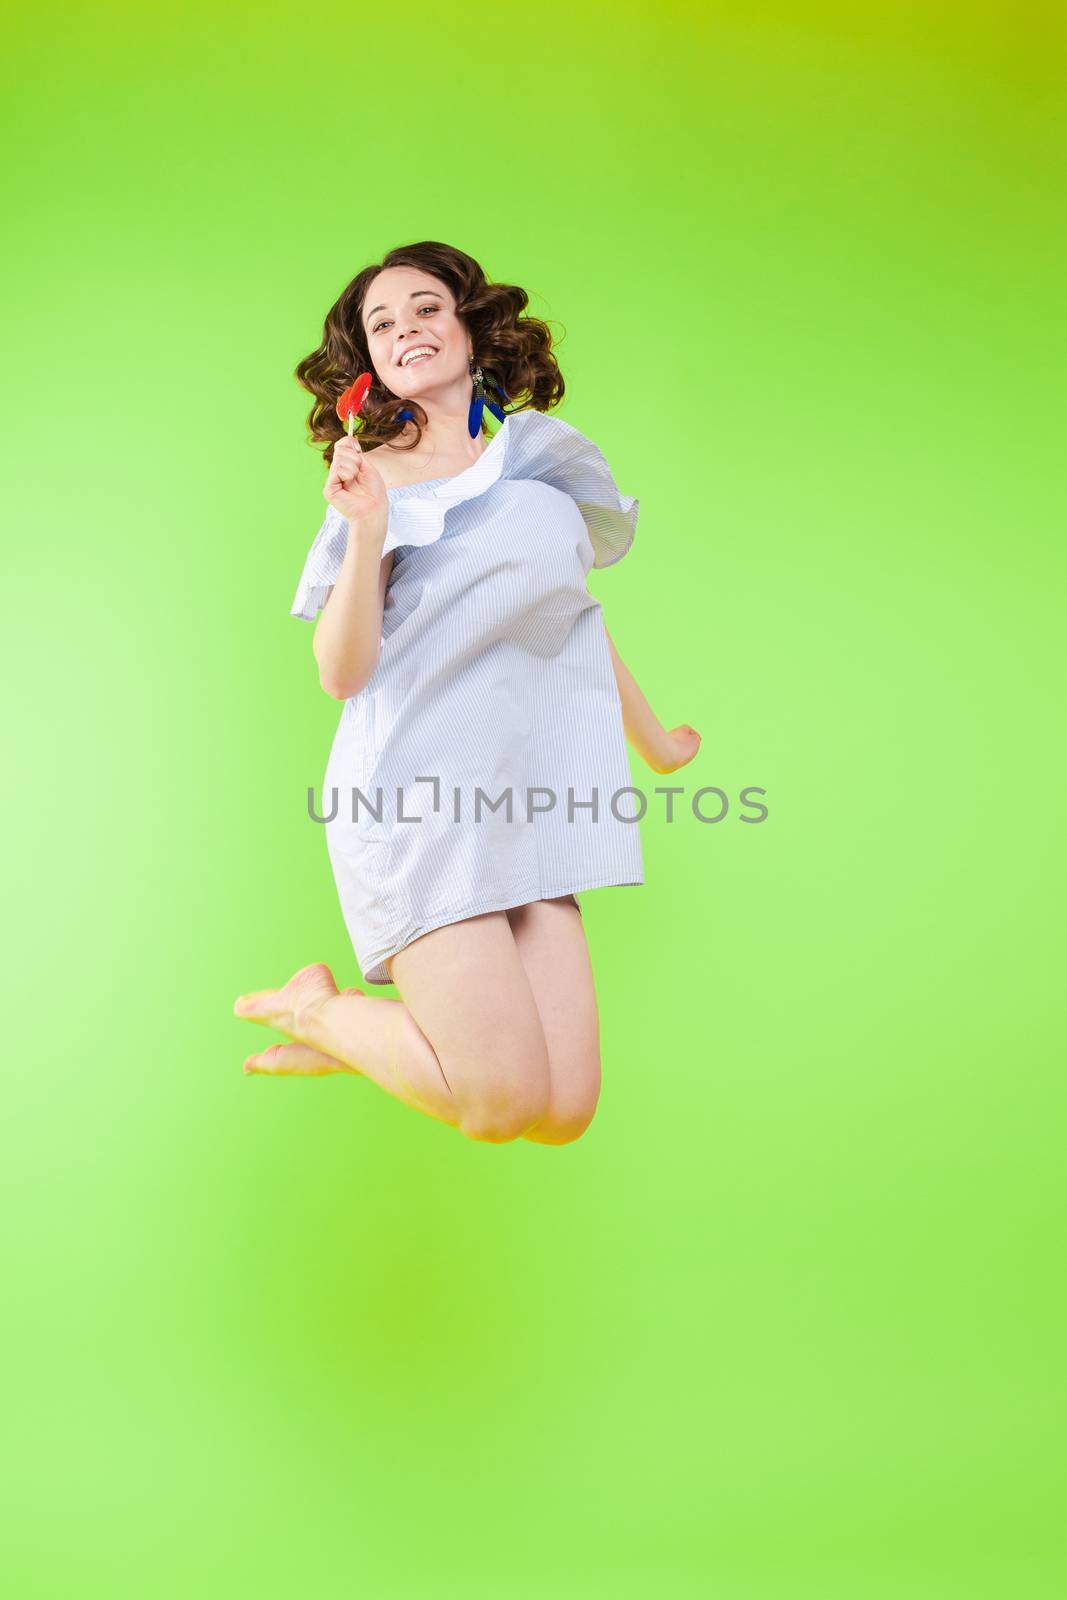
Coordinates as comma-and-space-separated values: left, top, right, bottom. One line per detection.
366, 289, 445, 320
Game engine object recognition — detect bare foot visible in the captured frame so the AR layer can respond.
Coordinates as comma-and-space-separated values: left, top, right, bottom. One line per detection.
244, 1041, 354, 1077
233, 962, 364, 1045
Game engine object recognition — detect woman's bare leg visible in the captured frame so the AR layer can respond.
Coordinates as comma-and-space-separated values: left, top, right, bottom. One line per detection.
235, 910, 553, 1141
505, 896, 602, 1145
235, 964, 462, 1126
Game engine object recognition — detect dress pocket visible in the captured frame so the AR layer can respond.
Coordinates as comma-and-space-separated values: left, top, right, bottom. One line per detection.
325, 696, 399, 923
323, 698, 380, 838
351, 694, 390, 844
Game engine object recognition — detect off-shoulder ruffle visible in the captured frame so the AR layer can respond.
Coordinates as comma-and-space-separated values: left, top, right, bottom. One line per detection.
507, 411, 639, 570
289, 410, 637, 619
379, 418, 512, 560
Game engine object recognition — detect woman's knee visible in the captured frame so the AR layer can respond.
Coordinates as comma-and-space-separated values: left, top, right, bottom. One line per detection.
389, 912, 553, 1141
459, 1105, 541, 1143
521, 1079, 601, 1145
451, 1049, 551, 1143
523, 1111, 597, 1145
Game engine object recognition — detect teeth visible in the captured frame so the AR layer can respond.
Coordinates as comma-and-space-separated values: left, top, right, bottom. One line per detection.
400, 347, 437, 367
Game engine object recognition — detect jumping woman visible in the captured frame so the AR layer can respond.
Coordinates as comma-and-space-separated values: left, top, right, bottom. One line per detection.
234, 241, 701, 1145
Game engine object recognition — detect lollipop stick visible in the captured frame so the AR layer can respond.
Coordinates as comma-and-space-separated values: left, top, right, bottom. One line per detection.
347, 413, 354, 437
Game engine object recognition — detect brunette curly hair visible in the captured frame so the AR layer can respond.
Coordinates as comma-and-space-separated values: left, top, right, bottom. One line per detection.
294, 241, 566, 466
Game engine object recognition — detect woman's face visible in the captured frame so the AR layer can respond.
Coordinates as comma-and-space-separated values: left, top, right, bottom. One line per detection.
362, 267, 471, 401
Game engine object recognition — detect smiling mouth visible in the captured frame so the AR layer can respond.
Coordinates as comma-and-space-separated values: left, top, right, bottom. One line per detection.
399, 348, 439, 368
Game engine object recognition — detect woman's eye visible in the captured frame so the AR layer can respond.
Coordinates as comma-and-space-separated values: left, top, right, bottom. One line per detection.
372, 305, 438, 334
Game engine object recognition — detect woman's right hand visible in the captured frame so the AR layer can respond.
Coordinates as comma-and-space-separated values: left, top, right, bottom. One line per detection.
324, 435, 390, 535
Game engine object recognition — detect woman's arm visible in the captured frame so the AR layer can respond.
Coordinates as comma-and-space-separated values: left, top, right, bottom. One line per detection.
313, 528, 395, 700
604, 625, 701, 775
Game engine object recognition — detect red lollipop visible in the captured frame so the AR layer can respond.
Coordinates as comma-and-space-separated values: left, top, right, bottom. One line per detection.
336, 373, 373, 436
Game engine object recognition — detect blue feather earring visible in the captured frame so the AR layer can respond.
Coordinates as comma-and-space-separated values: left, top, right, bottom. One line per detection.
395, 357, 510, 432
467, 358, 510, 436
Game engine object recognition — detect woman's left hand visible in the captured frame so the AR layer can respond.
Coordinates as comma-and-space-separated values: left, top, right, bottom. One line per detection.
646, 724, 702, 775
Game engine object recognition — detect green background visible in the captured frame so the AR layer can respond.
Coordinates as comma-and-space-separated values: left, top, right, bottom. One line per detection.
4, 2, 1064, 1594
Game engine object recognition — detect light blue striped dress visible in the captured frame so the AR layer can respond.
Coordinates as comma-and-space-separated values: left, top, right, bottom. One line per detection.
290, 408, 644, 984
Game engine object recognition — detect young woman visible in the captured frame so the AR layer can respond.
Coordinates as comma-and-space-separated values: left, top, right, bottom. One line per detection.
234, 241, 700, 1145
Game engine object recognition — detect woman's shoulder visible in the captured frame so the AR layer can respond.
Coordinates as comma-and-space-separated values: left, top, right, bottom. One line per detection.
365, 437, 493, 490
364, 444, 418, 490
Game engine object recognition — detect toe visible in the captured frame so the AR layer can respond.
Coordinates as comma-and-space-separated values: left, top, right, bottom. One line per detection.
243, 1040, 347, 1077
244, 1043, 286, 1072
294, 962, 337, 988
234, 990, 276, 1019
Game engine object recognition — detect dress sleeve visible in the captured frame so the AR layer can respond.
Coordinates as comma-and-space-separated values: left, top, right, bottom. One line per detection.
511, 413, 639, 569
290, 505, 348, 621
562, 442, 638, 569
575, 491, 638, 568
